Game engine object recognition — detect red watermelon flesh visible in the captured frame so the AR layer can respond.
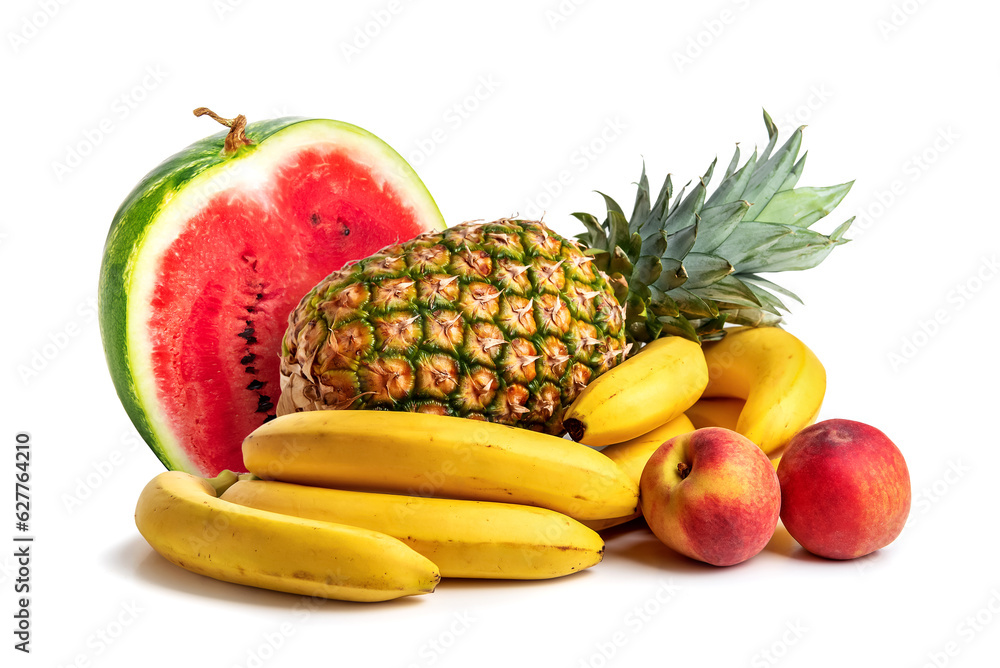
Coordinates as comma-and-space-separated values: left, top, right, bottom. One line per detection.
100, 118, 445, 476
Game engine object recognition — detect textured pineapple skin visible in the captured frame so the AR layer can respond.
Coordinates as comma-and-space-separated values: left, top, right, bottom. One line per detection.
278, 219, 629, 434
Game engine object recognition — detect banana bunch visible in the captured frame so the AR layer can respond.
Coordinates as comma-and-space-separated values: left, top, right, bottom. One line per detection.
220, 480, 605, 579
562, 326, 823, 524
134, 470, 441, 602
242, 410, 639, 521
135, 410, 633, 599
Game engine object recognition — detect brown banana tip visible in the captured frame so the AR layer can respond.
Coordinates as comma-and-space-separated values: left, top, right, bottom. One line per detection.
564, 418, 585, 442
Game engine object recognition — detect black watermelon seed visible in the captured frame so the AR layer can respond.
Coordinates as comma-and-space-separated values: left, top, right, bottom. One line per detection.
238, 327, 255, 339
263, 414, 278, 423
245, 337, 257, 345
241, 354, 256, 365
256, 293, 264, 301
256, 402, 275, 413
246, 379, 265, 390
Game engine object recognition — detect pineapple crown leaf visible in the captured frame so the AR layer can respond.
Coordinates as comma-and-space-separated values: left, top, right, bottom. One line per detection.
577, 110, 852, 343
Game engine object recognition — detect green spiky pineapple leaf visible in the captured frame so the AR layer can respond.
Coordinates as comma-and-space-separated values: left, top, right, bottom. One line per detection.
755, 182, 854, 227
574, 109, 852, 344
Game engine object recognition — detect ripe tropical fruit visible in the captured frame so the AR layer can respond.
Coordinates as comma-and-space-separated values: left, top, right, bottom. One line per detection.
221, 479, 606, 579
99, 109, 444, 476
562, 336, 707, 446
701, 326, 825, 456
278, 218, 630, 432
685, 398, 744, 432
279, 112, 852, 432
135, 470, 441, 601
241, 410, 639, 521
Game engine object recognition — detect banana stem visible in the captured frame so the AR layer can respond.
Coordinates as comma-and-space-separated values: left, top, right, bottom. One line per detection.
205, 470, 240, 497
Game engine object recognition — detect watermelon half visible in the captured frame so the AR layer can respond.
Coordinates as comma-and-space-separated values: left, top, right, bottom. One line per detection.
100, 114, 445, 476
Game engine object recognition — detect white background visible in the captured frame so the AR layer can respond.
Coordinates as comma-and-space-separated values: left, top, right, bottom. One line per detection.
3, 0, 998, 666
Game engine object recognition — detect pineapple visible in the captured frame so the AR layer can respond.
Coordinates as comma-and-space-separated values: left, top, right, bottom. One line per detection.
278, 219, 628, 433
278, 112, 853, 432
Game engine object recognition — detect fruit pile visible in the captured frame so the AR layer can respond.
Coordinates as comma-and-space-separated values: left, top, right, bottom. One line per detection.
105, 109, 911, 602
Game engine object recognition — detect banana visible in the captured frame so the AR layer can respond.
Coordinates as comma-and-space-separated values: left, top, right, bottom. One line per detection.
562, 337, 708, 447
242, 411, 638, 521
135, 470, 440, 602
581, 414, 696, 531
700, 326, 825, 456
685, 397, 745, 431
221, 479, 604, 579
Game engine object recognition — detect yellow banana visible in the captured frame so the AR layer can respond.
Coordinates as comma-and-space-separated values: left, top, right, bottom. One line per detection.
582, 414, 696, 531
701, 327, 825, 456
685, 397, 745, 431
221, 479, 604, 579
562, 337, 708, 447
135, 470, 440, 602
242, 411, 638, 521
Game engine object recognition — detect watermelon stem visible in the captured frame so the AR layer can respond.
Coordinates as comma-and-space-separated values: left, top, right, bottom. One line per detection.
193, 107, 254, 154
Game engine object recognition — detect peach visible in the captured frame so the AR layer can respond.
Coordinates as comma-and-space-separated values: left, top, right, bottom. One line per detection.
639, 427, 781, 566
777, 419, 910, 560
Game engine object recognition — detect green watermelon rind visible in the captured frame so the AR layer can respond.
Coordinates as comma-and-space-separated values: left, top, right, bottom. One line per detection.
99, 117, 446, 473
